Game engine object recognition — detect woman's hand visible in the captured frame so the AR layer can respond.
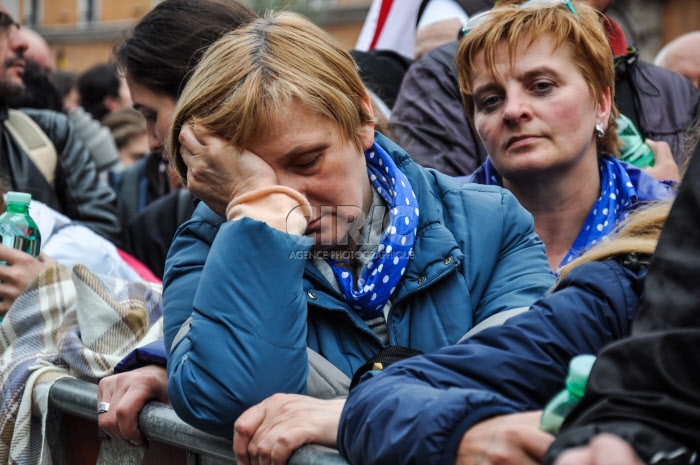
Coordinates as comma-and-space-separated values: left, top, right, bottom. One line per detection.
97, 365, 169, 448
554, 434, 644, 465
644, 139, 680, 181
456, 411, 554, 465
233, 394, 345, 465
0, 246, 55, 315
179, 123, 278, 216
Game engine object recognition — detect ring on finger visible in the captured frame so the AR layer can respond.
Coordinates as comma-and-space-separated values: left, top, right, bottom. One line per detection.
97, 401, 110, 414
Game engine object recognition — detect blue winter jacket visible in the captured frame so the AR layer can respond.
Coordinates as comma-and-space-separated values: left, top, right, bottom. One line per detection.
338, 256, 648, 465
161, 133, 554, 437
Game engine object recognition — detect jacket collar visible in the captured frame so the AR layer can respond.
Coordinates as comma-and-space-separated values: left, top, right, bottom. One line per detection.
363, 133, 464, 303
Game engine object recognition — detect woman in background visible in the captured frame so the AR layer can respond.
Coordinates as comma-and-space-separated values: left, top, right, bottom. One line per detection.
463, 0, 675, 272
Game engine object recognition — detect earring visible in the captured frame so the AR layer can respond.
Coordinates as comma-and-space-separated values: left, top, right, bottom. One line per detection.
595, 123, 605, 138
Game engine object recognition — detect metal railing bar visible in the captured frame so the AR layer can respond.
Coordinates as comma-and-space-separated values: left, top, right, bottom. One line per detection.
47, 377, 349, 464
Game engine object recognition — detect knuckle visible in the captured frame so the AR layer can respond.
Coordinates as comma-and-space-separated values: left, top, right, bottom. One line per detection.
268, 393, 289, 405
271, 448, 291, 464
486, 445, 514, 464
234, 421, 252, 436
114, 405, 136, 425
275, 431, 297, 449
248, 442, 268, 457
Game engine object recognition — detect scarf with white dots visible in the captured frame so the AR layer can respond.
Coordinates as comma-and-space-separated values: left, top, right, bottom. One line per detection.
562, 156, 637, 266
327, 142, 419, 319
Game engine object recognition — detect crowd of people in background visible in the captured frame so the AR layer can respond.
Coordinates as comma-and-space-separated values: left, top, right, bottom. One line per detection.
0, 0, 699, 464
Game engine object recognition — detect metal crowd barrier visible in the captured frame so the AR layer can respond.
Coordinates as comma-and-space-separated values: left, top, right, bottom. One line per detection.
47, 377, 349, 465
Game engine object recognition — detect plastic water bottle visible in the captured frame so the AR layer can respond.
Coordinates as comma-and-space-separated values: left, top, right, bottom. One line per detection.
616, 114, 655, 169
0, 191, 41, 259
540, 354, 596, 435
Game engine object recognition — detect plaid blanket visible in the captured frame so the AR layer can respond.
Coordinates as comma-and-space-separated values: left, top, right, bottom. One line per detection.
0, 264, 163, 465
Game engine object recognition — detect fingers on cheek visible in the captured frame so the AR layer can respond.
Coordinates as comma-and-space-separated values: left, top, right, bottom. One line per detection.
187, 169, 199, 187
179, 128, 192, 145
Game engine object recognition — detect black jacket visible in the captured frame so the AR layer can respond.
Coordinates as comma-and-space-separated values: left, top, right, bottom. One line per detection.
124, 189, 196, 279
0, 104, 121, 243
543, 130, 700, 465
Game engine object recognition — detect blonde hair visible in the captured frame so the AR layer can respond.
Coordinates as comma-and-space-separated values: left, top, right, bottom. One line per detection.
557, 201, 672, 281
166, 11, 374, 184
456, 0, 621, 156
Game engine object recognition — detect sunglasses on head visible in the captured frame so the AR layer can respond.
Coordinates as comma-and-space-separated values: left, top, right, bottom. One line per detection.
459, 0, 577, 38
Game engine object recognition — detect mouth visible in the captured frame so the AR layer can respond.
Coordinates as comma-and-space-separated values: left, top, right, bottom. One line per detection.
506, 134, 540, 150
8, 59, 24, 74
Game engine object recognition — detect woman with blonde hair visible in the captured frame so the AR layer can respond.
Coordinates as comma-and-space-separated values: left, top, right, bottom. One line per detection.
161, 9, 554, 442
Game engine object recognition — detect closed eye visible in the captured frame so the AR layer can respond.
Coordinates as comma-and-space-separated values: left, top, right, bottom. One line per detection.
296, 154, 321, 170
134, 105, 157, 122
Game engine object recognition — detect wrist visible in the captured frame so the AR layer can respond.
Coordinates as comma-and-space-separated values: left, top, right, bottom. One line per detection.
226, 186, 311, 234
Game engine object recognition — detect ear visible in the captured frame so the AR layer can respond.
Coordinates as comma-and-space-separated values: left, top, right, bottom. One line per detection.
596, 86, 613, 130
359, 92, 375, 151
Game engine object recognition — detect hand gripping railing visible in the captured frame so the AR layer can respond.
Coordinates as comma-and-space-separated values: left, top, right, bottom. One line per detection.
48, 377, 349, 465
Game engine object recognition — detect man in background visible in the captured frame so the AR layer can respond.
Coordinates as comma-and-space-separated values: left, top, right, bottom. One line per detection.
0, 6, 121, 243
654, 31, 700, 90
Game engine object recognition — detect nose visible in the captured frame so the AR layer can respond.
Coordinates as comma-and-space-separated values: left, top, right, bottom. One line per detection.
501, 90, 532, 126
9, 29, 27, 55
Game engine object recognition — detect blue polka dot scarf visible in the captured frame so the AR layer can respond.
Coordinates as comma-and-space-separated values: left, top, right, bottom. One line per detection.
562, 156, 638, 266
327, 142, 419, 320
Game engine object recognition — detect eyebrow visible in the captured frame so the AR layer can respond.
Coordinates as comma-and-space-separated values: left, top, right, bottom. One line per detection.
473, 65, 565, 95
518, 66, 565, 83
473, 82, 501, 99
281, 142, 329, 161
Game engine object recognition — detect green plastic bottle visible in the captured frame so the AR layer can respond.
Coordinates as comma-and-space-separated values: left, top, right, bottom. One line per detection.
540, 354, 596, 435
616, 114, 655, 169
0, 191, 41, 259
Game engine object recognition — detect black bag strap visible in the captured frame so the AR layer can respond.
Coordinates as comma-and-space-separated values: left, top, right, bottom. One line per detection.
349, 345, 423, 390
